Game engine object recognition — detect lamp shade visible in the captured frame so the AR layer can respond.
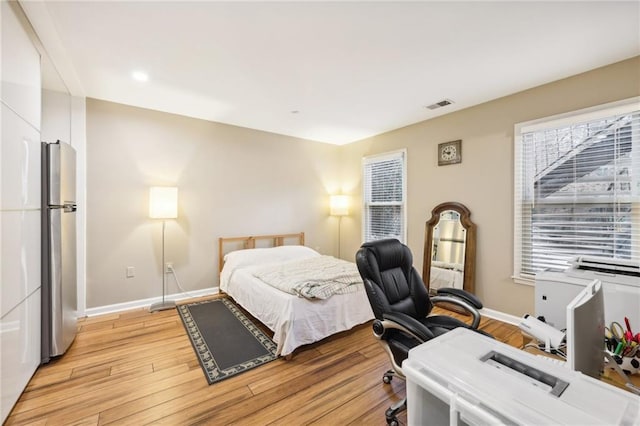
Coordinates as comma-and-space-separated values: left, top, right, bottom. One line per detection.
330, 195, 350, 216
149, 187, 178, 219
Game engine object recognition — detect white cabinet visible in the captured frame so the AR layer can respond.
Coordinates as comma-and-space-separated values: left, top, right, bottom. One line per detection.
0, 289, 41, 421
0, 209, 41, 318
535, 269, 640, 331
0, 1, 41, 129
1, 104, 41, 211
1, 1, 42, 422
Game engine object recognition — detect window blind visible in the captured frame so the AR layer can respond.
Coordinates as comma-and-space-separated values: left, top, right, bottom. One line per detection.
363, 150, 406, 243
514, 104, 639, 281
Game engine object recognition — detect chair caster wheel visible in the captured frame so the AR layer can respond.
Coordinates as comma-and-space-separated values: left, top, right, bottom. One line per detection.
386, 416, 399, 426
383, 370, 394, 384
385, 406, 401, 425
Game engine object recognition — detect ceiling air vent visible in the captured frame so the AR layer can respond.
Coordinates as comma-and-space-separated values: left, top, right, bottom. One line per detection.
425, 99, 454, 110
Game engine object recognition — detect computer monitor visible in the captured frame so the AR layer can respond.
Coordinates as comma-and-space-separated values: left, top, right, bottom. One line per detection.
565, 279, 605, 379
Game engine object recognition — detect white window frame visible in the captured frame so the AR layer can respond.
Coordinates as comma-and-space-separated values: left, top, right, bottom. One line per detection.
513, 97, 640, 285
362, 149, 408, 244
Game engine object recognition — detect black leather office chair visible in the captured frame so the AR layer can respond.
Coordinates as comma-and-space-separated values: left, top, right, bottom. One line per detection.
355, 238, 488, 426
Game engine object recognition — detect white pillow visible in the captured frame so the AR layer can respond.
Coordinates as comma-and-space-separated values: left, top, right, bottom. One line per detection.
220, 245, 320, 290
267, 245, 320, 261
223, 245, 318, 269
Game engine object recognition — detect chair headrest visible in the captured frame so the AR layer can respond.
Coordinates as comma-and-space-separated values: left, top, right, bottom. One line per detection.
359, 238, 413, 272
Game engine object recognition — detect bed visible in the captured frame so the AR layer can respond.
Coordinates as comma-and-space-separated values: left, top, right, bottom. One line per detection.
218, 233, 374, 357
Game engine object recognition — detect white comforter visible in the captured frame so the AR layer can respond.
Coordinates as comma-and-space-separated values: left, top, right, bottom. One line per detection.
250, 256, 363, 299
219, 245, 374, 356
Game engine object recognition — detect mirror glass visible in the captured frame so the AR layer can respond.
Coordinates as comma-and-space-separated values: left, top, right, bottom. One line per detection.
423, 202, 476, 295
431, 211, 466, 279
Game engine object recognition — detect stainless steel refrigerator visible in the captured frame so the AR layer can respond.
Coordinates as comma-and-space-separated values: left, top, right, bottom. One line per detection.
42, 140, 78, 363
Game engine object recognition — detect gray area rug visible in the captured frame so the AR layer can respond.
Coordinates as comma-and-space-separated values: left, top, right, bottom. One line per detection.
178, 298, 278, 384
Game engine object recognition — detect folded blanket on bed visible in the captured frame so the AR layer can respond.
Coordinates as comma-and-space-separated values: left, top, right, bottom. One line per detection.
250, 255, 363, 299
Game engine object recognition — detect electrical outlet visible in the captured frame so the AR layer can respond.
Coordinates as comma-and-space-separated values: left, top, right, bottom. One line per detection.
126, 266, 135, 278
165, 262, 173, 273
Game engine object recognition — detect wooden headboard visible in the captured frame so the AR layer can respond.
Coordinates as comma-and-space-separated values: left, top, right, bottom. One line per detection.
218, 232, 305, 274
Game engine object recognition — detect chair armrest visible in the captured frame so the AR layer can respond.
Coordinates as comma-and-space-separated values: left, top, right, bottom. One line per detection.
379, 312, 435, 342
436, 287, 483, 309
430, 295, 482, 329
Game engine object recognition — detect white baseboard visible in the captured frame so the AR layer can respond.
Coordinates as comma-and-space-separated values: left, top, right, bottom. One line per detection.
84, 287, 219, 317
84, 288, 521, 327
480, 307, 521, 326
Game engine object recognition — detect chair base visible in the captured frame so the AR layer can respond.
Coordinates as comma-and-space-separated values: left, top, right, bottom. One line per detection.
382, 369, 407, 425
385, 398, 406, 426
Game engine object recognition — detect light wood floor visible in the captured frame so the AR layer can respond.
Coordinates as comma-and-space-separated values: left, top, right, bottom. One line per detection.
6, 295, 523, 425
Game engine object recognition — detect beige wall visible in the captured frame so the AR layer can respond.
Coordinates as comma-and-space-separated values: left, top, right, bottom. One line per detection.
86, 99, 340, 308
338, 56, 640, 316
86, 56, 639, 313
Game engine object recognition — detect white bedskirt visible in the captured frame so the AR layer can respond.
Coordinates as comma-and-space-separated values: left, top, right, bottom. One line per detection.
221, 269, 374, 356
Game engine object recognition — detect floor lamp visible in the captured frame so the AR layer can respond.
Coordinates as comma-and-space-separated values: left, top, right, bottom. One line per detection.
149, 186, 178, 312
330, 195, 349, 259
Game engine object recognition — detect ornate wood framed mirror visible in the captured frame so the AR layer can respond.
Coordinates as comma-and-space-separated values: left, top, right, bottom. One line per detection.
423, 201, 476, 295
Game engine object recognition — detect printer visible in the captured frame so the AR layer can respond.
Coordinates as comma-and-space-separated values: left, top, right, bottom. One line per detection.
535, 256, 640, 330
403, 328, 640, 425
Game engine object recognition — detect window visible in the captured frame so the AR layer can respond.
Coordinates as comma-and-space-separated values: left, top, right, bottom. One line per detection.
514, 99, 639, 283
362, 150, 407, 243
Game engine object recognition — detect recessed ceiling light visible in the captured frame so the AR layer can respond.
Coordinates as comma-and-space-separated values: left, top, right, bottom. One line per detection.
132, 71, 148, 82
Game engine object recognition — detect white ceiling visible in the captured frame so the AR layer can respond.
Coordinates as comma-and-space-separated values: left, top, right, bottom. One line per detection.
23, 1, 640, 145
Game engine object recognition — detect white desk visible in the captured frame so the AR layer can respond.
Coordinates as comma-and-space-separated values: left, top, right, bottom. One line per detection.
404, 328, 640, 425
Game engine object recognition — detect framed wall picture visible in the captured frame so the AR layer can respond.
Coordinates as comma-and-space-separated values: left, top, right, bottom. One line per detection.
438, 139, 462, 166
